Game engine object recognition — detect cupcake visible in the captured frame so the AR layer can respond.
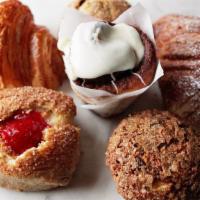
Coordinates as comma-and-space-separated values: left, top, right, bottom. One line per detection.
71, 22, 157, 95
58, 3, 162, 117
0, 87, 80, 191
106, 110, 200, 200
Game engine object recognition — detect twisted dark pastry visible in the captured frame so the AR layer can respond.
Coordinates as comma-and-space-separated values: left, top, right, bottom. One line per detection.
154, 15, 200, 131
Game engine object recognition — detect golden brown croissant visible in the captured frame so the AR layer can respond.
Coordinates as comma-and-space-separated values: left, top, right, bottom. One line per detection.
154, 15, 200, 131
0, 0, 65, 89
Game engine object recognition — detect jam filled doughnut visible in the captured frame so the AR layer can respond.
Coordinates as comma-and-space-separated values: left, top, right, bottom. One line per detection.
0, 87, 80, 191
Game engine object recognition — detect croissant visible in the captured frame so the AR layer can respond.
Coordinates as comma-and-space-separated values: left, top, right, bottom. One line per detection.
0, 0, 65, 89
154, 15, 200, 131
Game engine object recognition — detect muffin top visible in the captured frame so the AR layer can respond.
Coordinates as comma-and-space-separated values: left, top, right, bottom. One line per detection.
70, 0, 130, 21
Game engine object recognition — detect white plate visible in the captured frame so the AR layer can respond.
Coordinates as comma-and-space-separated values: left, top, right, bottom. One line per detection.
0, 0, 199, 200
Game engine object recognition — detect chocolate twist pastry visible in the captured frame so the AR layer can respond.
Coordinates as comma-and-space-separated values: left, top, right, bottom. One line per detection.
154, 15, 200, 131
0, 0, 65, 89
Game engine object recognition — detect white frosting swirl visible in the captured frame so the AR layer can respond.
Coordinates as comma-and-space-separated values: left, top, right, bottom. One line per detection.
66, 21, 144, 80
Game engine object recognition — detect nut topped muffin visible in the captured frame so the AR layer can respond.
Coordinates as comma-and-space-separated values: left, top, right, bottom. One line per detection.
106, 110, 200, 200
70, 0, 130, 21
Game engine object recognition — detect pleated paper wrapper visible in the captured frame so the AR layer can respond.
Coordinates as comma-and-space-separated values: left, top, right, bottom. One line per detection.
58, 1, 163, 117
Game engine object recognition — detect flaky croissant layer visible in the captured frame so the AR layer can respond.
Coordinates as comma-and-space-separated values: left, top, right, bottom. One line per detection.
0, 0, 66, 89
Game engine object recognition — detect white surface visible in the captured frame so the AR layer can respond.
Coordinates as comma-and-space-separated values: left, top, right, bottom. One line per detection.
0, 0, 199, 200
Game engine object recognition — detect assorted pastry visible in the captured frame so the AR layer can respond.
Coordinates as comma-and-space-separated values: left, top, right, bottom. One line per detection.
0, 0, 65, 89
105, 12, 200, 200
154, 14, 200, 131
0, 87, 80, 191
0, 0, 198, 199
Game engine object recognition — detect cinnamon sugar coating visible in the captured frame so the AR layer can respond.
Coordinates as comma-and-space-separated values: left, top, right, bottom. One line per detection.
0, 0, 65, 89
106, 110, 200, 200
70, 0, 130, 21
0, 87, 80, 191
154, 15, 200, 131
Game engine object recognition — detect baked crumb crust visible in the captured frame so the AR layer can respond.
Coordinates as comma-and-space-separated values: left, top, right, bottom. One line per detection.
0, 87, 80, 191
106, 110, 200, 200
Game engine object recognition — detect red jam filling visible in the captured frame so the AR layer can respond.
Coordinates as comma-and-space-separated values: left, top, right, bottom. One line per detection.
0, 111, 48, 154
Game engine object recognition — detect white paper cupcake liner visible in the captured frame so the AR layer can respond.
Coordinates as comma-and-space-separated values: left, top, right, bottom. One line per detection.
58, 1, 163, 117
